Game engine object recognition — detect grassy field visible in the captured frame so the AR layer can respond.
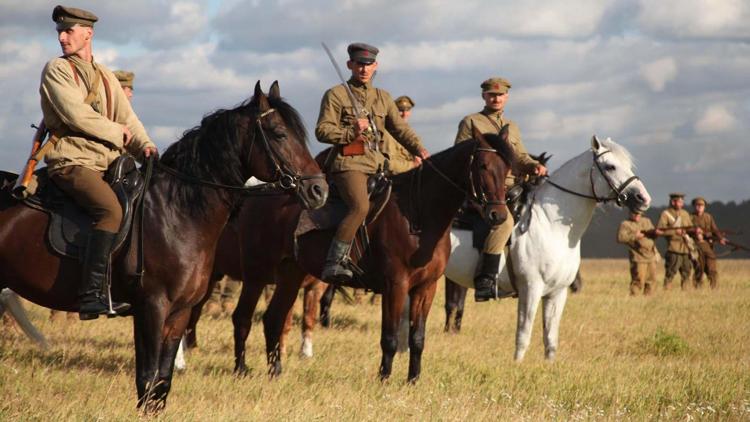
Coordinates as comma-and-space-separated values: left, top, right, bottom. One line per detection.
2, 259, 749, 420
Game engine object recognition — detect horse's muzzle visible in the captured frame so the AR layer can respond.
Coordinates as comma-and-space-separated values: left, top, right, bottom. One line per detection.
486, 207, 507, 227
300, 178, 328, 210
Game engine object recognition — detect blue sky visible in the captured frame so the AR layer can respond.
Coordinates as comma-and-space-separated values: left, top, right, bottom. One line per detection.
1, 0, 749, 205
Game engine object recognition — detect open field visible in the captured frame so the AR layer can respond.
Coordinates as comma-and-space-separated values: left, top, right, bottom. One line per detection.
2, 259, 749, 420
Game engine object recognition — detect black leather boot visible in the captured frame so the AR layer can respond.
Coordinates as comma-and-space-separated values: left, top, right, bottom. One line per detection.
78, 229, 130, 320
321, 239, 353, 284
474, 253, 501, 302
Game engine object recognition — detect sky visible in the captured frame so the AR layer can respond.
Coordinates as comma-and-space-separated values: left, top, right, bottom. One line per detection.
1, 0, 748, 205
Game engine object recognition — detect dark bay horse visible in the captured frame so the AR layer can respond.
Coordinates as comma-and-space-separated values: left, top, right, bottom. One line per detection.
0, 81, 327, 410
230, 127, 513, 382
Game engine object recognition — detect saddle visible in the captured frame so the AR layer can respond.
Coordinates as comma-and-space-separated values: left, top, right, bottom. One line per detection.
295, 171, 392, 239
3, 155, 146, 259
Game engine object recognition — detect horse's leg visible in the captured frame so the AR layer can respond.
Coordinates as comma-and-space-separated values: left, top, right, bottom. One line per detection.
231, 278, 266, 375
184, 274, 220, 350
133, 299, 168, 411
150, 308, 192, 409
279, 302, 294, 357
319, 282, 335, 328
396, 295, 410, 353
378, 280, 408, 381
541, 288, 568, 361
300, 277, 324, 358
263, 262, 306, 378
453, 280, 468, 332
514, 282, 543, 362
407, 280, 438, 383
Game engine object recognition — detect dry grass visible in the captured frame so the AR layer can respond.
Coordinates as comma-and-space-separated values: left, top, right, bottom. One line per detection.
2, 259, 749, 420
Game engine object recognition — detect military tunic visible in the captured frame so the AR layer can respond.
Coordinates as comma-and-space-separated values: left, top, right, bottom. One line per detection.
617, 217, 658, 295
454, 108, 540, 255
455, 108, 539, 187
315, 78, 423, 175
40, 55, 155, 175
657, 207, 694, 288
381, 138, 415, 175
691, 212, 721, 288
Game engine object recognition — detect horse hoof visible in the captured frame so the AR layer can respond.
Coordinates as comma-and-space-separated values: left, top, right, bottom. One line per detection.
234, 365, 250, 377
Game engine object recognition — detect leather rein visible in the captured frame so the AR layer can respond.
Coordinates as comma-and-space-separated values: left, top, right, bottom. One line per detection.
156, 108, 324, 196
544, 149, 640, 206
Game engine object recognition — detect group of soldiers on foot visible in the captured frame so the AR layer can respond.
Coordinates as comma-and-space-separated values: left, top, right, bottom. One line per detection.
617, 192, 728, 296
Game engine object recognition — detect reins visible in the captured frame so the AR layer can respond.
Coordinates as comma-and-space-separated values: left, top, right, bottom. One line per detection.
544, 149, 639, 206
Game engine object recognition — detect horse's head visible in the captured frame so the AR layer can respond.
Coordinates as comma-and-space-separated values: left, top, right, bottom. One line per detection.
589, 135, 651, 212
242, 81, 328, 209
470, 125, 514, 227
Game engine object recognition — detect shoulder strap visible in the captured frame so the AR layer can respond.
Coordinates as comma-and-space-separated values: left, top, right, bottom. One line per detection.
66, 58, 104, 108
100, 69, 113, 119
483, 114, 503, 134
67, 59, 80, 86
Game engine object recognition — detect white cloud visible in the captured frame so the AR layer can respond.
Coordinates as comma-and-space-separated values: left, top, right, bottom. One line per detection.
638, 0, 750, 39
694, 105, 737, 134
639, 57, 677, 92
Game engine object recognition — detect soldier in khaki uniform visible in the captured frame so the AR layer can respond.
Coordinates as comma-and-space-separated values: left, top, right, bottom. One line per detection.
656, 193, 695, 290
617, 210, 661, 295
42, 6, 157, 319
380, 95, 420, 175
113, 70, 134, 101
315, 43, 429, 283
455, 77, 547, 301
690, 197, 726, 289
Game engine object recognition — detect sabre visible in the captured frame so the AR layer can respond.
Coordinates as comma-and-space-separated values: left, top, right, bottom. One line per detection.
321, 42, 378, 151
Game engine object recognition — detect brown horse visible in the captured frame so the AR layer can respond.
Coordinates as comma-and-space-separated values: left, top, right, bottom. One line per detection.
183, 223, 328, 359
0, 81, 327, 410
229, 127, 513, 382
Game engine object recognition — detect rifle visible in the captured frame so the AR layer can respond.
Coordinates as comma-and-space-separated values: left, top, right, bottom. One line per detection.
725, 240, 750, 253
640, 225, 695, 239
320, 42, 379, 153
12, 121, 52, 199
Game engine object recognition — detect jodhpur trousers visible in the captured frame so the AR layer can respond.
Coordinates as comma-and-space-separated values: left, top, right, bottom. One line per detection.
664, 251, 691, 289
483, 213, 515, 255
332, 171, 370, 243
50, 165, 122, 233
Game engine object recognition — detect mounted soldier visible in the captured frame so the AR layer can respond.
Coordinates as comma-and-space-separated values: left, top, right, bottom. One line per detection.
454, 77, 548, 301
690, 196, 726, 289
41, 5, 157, 319
656, 192, 695, 290
316, 42, 429, 283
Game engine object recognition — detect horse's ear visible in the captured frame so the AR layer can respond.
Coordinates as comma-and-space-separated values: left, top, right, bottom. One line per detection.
591, 135, 601, 151
254, 81, 271, 111
499, 124, 510, 142
269, 80, 281, 100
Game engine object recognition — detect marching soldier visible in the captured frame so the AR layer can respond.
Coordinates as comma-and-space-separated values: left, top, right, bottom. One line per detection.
690, 197, 726, 289
42, 5, 157, 319
455, 77, 547, 301
656, 193, 695, 290
617, 210, 661, 295
315, 42, 429, 283
380, 95, 420, 175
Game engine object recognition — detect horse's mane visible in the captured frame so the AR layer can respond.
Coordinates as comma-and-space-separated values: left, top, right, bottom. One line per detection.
390, 132, 513, 187
600, 137, 634, 170
158, 95, 307, 216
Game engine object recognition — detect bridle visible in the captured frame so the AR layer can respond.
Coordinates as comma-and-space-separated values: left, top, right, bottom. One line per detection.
424, 143, 507, 208
157, 108, 325, 196
545, 149, 640, 206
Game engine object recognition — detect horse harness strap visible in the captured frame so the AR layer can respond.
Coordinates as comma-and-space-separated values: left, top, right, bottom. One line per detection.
545, 149, 639, 206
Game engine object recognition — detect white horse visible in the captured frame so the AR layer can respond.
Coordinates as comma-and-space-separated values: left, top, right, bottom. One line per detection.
445, 136, 651, 361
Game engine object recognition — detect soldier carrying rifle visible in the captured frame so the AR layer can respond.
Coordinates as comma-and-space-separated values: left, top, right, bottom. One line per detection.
617, 210, 661, 295
690, 196, 727, 289
657, 192, 699, 291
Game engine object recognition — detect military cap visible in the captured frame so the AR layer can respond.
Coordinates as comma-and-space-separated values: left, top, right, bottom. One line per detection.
631, 209, 644, 215
347, 43, 379, 64
395, 96, 415, 111
669, 192, 685, 199
52, 5, 98, 30
692, 196, 706, 206
113, 70, 135, 89
481, 77, 512, 94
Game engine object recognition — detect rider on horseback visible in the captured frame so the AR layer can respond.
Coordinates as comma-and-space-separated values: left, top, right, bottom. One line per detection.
455, 77, 548, 301
316, 43, 429, 283
41, 5, 157, 319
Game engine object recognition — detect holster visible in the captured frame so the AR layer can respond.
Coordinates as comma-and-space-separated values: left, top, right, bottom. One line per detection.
342, 136, 366, 156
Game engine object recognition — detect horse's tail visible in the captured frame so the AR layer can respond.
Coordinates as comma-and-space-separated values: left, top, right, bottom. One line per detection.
0, 289, 50, 350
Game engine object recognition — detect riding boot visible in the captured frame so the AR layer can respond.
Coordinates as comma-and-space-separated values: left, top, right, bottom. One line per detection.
78, 229, 130, 320
474, 253, 501, 302
321, 239, 354, 284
